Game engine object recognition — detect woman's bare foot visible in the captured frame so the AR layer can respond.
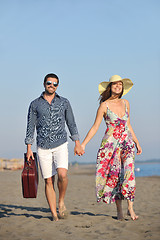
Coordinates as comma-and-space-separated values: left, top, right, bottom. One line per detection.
117, 211, 124, 221
127, 208, 139, 221
127, 199, 138, 221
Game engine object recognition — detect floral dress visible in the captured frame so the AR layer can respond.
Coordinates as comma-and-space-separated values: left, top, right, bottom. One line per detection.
96, 101, 136, 204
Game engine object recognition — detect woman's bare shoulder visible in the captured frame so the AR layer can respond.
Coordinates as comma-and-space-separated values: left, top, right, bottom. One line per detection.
123, 99, 130, 112
102, 99, 110, 105
99, 101, 108, 113
100, 100, 110, 107
123, 99, 130, 105
99, 101, 106, 108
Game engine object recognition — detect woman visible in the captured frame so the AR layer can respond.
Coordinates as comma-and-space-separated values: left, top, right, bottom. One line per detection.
81, 75, 142, 221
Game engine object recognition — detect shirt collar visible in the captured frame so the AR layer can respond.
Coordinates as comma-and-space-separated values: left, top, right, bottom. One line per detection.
40, 92, 60, 99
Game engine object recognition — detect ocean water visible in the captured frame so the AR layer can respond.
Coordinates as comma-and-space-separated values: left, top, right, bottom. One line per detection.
72, 161, 160, 177
76, 161, 160, 177
134, 162, 160, 177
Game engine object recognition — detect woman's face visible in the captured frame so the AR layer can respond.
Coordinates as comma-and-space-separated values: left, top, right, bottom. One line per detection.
111, 81, 123, 95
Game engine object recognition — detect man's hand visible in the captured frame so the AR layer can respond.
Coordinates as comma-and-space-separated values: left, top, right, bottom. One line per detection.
74, 140, 85, 156
26, 144, 34, 161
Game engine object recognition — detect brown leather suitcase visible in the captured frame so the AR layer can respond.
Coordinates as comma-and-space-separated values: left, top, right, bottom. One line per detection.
21, 152, 39, 198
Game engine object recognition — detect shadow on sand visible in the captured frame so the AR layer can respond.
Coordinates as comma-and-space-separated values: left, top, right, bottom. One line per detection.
70, 210, 110, 217
0, 204, 50, 220
0, 204, 123, 221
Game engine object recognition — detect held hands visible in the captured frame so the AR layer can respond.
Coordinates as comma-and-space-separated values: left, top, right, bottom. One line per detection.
74, 141, 85, 156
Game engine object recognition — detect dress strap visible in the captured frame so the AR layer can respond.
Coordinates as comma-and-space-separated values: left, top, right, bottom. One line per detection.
123, 100, 127, 113
104, 102, 108, 118
105, 102, 108, 108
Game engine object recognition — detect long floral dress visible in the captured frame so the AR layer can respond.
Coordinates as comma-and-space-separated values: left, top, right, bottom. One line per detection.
96, 101, 136, 204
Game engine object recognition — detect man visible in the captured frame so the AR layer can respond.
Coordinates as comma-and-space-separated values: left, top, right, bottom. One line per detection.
25, 73, 84, 221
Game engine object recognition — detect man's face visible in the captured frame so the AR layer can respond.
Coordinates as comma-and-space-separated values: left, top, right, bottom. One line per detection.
44, 77, 59, 95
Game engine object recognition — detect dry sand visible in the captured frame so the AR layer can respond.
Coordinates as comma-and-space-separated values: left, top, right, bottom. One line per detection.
0, 164, 160, 240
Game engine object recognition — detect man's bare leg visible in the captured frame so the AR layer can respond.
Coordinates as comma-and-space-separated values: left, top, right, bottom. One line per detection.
45, 176, 58, 221
57, 168, 68, 218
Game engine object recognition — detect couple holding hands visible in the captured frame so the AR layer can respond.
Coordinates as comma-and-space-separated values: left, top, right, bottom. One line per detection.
25, 73, 142, 222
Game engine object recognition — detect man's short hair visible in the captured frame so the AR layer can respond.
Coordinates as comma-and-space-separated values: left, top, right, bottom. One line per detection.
44, 73, 59, 84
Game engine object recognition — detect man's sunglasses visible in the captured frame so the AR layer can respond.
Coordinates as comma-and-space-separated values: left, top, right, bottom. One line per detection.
46, 81, 58, 87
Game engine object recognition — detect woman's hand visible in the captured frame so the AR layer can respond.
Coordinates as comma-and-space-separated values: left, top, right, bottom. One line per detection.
81, 144, 85, 153
136, 143, 142, 155
74, 141, 85, 156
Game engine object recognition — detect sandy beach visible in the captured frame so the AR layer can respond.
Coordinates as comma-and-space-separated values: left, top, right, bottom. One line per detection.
0, 164, 160, 240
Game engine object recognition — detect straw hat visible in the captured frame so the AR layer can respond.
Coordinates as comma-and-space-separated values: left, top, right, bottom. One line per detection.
98, 75, 133, 96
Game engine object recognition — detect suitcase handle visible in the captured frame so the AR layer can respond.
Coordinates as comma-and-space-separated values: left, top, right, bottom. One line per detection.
25, 159, 35, 170
25, 166, 34, 170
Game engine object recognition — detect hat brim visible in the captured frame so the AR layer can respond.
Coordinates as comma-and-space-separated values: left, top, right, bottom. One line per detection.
98, 78, 133, 96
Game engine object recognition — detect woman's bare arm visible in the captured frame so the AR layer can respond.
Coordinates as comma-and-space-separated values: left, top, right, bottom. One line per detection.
81, 102, 106, 151
125, 99, 142, 155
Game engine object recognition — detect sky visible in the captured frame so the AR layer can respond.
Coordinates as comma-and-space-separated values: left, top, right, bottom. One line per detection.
0, 0, 160, 162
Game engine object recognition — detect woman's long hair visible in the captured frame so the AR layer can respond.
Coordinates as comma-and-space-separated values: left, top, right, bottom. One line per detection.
99, 82, 124, 104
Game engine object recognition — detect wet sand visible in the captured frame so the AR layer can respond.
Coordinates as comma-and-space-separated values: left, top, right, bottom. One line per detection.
0, 164, 160, 240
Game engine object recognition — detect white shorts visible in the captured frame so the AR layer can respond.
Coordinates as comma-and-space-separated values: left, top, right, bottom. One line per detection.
37, 142, 68, 179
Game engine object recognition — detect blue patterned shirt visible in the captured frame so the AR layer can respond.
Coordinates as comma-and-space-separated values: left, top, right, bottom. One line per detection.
25, 92, 80, 149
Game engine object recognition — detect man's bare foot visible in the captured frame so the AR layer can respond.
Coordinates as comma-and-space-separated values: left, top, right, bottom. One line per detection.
52, 214, 59, 221
58, 205, 68, 219
127, 208, 139, 221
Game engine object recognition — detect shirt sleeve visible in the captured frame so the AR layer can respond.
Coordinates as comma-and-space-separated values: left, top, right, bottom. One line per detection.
65, 100, 80, 141
24, 102, 37, 145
